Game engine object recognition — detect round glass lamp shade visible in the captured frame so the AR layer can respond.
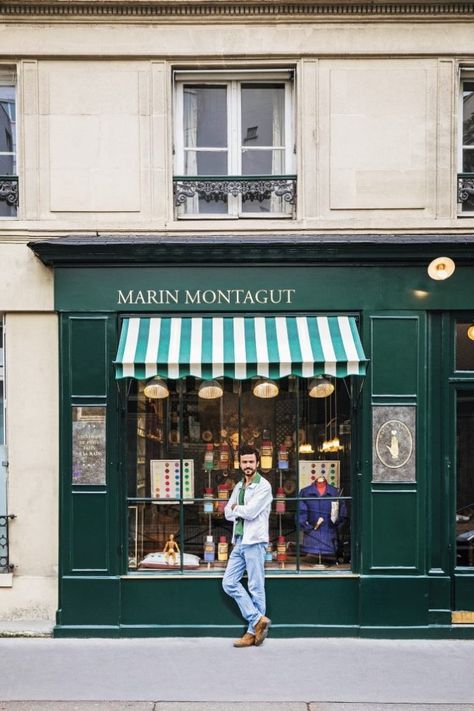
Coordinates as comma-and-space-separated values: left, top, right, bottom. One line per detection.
198, 379, 224, 400
143, 377, 169, 399
427, 257, 455, 281
308, 377, 335, 398
467, 325, 474, 342
252, 378, 279, 399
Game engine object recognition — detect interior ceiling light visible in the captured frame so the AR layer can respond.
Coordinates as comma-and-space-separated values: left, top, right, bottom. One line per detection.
143, 377, 169, 399
298, 443, 315, 454
467, 325, 474, 342
308, 377, 335, 398
427, 257, 456, 281
252, 378, 279, 399
320, 437, 343, 454
198, 379, 224, 400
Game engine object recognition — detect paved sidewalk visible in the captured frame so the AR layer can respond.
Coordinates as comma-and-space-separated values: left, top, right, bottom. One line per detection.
0, 638, 474, 704
1, 705, 474, 710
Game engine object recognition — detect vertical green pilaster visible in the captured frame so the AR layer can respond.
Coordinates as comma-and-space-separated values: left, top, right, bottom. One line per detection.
57, 313, 121, 630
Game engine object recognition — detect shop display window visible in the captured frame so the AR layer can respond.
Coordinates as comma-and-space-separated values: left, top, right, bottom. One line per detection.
126, 376, 353, 574
456, 389, 474, 567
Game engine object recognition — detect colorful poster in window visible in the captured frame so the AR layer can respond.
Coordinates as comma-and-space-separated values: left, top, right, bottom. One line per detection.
150, 459, 194, 501
299, 461, 340, 489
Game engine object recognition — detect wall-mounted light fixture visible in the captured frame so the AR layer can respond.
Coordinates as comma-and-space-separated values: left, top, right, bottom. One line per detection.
467, 325, 474, 341
427, 257, 456, 281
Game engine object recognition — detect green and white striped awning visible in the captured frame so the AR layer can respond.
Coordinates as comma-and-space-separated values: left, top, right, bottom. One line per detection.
115, 315, 367, 381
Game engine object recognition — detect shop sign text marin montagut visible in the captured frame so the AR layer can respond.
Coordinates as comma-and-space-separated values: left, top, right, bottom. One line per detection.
52, 265, 468, 312
117, 288, 296, 306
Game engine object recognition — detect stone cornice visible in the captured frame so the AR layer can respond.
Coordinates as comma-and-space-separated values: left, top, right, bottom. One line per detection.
28, 233, 474, 266
2, 0, 474, 21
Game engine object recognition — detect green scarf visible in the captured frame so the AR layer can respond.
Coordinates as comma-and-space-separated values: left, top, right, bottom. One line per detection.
234, 472, 261, 537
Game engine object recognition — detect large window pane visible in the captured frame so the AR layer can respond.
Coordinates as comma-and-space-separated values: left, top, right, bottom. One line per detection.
0, 155, 15, 175
463, 82, 474, 146
456, 390, 474, 568
241, 84, 285, 148
463, 150, 474, 173
184, 151, 228, 177
127, 375, 353, 573
184, 85, 227, 149
241, 149, 285, 176
0, 84, 16, 219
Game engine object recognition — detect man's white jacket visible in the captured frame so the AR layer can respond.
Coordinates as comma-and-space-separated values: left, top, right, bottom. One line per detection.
224, 474, 273, 544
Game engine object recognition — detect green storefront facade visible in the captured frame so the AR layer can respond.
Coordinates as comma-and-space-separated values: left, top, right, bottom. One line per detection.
29, 235, 474, 638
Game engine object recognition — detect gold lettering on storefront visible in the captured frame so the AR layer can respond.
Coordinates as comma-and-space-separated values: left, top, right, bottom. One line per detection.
117, 288, 296, 306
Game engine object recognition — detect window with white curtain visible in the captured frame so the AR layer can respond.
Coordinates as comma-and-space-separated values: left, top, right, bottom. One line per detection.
173, 70, 295, 218
0, 67, 17, 218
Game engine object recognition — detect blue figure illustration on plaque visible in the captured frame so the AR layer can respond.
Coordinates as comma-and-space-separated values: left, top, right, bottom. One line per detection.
298, 476, 347, 558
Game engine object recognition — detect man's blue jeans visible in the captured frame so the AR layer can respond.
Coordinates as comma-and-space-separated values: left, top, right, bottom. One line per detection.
222, 538, 267, 634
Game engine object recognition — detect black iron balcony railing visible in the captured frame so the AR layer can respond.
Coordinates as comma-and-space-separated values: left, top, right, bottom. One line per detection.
173, 174, 297, 208
0, 176, 18, 208
0, 514, 15, 573
457, 173, 474, 204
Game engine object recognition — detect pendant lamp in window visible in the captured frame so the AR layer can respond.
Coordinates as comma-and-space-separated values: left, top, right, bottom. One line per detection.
252, 378, 279, 399
308, 377, 334, 398
198, 379, 224, 400
143, 377, 169, 399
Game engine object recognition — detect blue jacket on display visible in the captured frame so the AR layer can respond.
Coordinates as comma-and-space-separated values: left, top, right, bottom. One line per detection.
299, 482, 347, 556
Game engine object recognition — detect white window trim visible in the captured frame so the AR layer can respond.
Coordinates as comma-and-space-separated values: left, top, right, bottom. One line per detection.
173, 69, 295, 219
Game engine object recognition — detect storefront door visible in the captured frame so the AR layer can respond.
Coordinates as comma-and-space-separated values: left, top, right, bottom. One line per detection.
451, 319, 474, 622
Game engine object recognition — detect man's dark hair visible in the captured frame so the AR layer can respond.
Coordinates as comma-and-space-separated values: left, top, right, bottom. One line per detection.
239, 445, 260, 464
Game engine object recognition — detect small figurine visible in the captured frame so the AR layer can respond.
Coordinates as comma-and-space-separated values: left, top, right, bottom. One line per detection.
163, 533, 180, 565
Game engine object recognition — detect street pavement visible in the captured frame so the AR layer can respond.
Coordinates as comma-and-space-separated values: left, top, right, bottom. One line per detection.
0, 637, 474, 707
0, 705, 474, 711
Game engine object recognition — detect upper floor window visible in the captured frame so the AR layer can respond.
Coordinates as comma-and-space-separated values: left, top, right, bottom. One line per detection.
0, 68, 17, 218
458, 75, 474, 214
173, 70, 296, 218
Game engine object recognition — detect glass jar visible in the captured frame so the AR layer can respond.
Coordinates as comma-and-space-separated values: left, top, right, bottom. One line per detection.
275, 487, 286, 514
204, 535, 215, 564
277, 535, 287, 564
261, 429, 273, 472
217, 483, 229, 513
277, 443, 289, 469
203, 488, 214, 514
217, 536, 228, 562
204, 443, 214, 471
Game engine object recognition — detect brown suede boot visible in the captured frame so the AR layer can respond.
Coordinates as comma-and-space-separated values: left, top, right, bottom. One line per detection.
254, 615, 271, 646
233, 632, 256, 648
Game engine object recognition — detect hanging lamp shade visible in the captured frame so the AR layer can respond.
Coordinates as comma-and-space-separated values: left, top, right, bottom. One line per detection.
198, 379, 223, 400
308, 377, 334, 398
252, 378, 279, 399
143, 377, 169, 399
